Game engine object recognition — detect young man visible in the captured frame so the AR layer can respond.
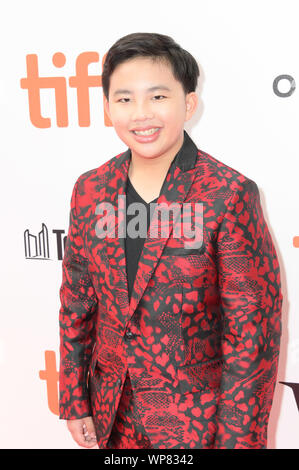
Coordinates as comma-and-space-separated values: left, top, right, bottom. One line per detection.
59, 32, 283, 449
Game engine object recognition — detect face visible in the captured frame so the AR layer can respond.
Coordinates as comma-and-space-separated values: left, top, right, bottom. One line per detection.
104, 56, 198, 163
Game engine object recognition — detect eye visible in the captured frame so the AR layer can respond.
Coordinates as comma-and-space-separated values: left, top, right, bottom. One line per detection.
153, 95, 166, 100
118, 98, 130, 103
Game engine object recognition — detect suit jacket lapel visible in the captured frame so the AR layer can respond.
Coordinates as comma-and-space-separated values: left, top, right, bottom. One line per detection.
103, 130, 199, 326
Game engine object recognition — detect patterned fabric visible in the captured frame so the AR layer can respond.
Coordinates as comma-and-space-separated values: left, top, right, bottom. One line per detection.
59, 130, 283, 449
106, 372, 153, 449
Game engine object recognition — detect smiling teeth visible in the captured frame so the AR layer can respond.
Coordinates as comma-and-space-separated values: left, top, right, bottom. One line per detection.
133, 128, 160, 136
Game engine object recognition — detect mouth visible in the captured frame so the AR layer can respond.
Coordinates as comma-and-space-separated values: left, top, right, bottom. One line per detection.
131, 127, 161, 136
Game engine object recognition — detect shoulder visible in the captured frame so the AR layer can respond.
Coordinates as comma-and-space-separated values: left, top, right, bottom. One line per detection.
195, 148, 258, 197
74, 149, 126, 195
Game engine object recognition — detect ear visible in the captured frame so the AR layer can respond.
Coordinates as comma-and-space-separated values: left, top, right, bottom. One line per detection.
103, 95, 111, 120
185, 92, 198, 121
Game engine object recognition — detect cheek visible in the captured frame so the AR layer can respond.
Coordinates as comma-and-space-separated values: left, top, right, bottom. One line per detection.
160, 105, 186, 127
108, 105, 129, 126
111, 118, 132, 143
112, 114, 128, 128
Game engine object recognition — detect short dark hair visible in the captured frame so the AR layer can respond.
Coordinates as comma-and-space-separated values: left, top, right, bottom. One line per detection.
102, 32, 200, 100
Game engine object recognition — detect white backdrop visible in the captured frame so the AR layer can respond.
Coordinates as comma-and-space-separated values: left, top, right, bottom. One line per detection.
1, 0, 298, 449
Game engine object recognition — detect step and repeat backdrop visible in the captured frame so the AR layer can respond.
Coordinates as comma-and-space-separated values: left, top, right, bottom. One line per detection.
1, 0, 298, 448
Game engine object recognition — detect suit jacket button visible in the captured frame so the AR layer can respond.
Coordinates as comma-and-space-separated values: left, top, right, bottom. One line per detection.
125, 329, 134, 340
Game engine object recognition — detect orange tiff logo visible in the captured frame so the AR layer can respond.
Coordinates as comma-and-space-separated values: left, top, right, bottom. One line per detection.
20, 52, 112, 128
39, 350, 59, 415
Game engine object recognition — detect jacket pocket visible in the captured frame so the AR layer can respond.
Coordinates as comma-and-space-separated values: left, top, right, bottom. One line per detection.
177, 357, 223, 394
162, 245, 206, 256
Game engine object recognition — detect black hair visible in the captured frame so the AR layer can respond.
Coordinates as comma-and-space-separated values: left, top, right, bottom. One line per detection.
102, 32, 200, 100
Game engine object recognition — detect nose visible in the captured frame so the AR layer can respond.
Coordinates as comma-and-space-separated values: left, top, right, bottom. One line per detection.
131, 100, 154, 121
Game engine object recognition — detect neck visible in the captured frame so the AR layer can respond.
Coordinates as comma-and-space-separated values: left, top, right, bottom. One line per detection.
128, 132, 184, 180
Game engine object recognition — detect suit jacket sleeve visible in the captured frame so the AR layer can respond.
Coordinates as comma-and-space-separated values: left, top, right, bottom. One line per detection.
59, 178, 98, 420
213, 179, 283, 448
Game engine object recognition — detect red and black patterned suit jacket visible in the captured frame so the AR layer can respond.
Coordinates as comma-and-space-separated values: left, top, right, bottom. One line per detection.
59, 130, 283, 449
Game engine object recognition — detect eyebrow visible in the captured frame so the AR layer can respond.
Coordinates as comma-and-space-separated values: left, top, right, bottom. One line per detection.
113, 85, 171, 97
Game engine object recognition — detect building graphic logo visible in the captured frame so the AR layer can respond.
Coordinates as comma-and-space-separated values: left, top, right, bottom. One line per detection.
24, 223, 50, 260
24, 223, 67, 260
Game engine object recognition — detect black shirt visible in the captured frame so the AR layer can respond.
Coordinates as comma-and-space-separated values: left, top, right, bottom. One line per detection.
124, 177, 159, 301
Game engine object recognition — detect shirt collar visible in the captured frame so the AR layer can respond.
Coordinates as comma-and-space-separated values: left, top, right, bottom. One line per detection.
115, 129, 198, 173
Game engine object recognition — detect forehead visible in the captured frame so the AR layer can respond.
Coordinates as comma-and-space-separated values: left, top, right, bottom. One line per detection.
109, 56, 178, 88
